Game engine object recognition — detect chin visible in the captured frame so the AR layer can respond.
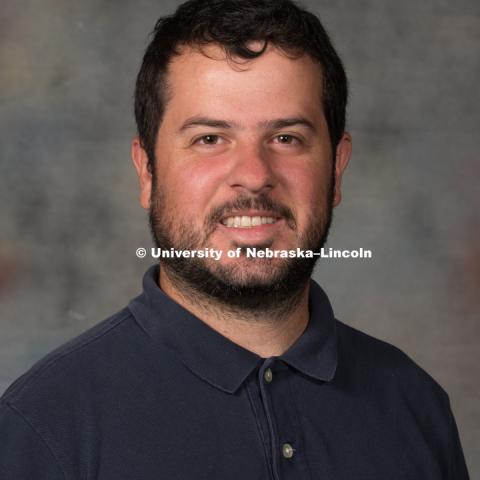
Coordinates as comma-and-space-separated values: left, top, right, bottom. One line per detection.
210, 253, 312, 287
214, 260, 289, 287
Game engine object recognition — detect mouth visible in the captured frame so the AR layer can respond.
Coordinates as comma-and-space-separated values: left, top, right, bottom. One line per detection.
220, 213, 280, 229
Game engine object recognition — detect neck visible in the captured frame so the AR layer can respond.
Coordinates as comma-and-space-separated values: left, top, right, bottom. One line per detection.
158, 266, 310, 358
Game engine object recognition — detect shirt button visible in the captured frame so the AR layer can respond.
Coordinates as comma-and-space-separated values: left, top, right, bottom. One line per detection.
282, 443, 295, 459
264, 368, 273, 383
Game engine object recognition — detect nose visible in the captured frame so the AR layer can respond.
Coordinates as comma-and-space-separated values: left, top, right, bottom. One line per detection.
226, 145, 276, 194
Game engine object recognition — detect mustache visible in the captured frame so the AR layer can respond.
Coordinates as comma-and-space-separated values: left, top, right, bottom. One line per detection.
206, 194, 297, 233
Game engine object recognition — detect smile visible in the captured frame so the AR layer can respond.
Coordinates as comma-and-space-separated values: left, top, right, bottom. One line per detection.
221, 216, 278, 228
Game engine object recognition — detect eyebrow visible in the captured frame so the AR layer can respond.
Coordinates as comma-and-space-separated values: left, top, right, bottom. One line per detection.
259, 117, 317, 133
178, 116, 317, 133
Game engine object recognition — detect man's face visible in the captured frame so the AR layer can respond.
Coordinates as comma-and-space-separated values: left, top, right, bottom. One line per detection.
133, 44, 351, 308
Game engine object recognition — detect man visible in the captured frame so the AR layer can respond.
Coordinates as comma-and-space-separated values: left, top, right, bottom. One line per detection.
0, 0, 470, 478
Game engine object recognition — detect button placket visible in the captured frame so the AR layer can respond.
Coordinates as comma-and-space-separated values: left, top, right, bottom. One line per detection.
258, 359, 311, 478
258, 361, 281, 478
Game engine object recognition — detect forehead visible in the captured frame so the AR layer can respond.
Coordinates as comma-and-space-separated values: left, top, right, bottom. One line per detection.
162, 43, 325, 125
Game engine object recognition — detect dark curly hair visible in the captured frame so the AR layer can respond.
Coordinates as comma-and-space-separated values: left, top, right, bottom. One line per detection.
134, 0, 348, 171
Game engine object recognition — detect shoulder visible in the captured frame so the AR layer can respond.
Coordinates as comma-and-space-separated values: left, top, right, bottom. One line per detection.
1, 306, 143, 409
334, 319, 449, 406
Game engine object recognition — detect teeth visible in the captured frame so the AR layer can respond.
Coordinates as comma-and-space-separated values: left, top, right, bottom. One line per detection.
222, 216, 277, 228
241, 216, 251, 227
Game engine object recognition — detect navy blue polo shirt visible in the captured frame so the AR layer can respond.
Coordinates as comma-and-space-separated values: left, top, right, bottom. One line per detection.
0, 265, 469, 479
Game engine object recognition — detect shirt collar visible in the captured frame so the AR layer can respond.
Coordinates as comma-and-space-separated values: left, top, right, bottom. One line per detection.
128, 265, 337, 394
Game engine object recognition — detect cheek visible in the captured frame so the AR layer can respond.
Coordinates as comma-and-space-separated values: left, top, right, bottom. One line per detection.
161, 160, 227, 215
280, 162, 332, 217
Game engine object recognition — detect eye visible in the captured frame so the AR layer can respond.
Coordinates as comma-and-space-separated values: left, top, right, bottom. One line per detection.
194, 135, 223, 145
272, 134, 301, 145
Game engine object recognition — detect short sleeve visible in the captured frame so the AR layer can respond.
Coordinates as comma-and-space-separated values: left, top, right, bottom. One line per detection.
0, 402, 64, 480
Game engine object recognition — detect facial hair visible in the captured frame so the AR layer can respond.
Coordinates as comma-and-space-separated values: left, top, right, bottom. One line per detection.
148, 172, 334, 317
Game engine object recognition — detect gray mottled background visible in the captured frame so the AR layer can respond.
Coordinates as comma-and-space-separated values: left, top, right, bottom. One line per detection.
0, 0, 478, 475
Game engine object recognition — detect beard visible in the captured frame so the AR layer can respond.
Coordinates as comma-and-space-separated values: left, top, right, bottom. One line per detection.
149, 173, 334, 316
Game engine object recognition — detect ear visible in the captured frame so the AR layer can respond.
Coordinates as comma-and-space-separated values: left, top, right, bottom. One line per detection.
131, 137, 152, 210
332, 132, 352, 207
